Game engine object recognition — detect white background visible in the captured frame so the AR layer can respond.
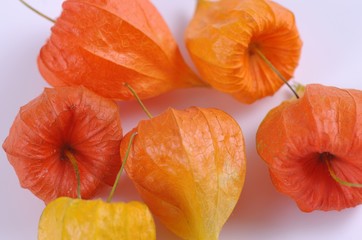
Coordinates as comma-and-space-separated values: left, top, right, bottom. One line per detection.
1, 0, 362, 239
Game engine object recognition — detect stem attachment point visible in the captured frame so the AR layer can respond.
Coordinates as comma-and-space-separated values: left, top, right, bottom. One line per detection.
124, 83, 153, 119
254, 48, 299, 99
107, 132, 138, 202
65, 150, 82, 199
323, 153, 362, 188
19, 0, 56, 23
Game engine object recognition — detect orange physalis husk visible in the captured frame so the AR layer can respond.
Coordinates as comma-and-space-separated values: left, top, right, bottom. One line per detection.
256, 84, 362, 212
120, 107, 246, 240
2, 86, 122, 203
38, 0, 204, 101
185, 0, 302, 103
38, 197, 156, 240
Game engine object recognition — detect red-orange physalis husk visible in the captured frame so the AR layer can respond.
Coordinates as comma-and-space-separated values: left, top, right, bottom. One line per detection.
257, 84, 362, 212
2, 86, 122, 203
38, 0, 204, 101
120, 107, 246, 240
185, 0, 302, 103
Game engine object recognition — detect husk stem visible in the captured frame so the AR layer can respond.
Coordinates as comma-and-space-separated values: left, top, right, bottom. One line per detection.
107, 132, 138, 202
19, 0, 55, 23
124, 83, 153, 119
324, 155, 362, 188
65, 150, 82, 199
254, 48, 300, 99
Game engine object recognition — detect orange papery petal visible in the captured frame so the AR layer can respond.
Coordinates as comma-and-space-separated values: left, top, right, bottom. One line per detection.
3, 86, 123, 203
120, 107, 246, 240
38, 0, 204, 101
185, 0, 302, 103
257, 84, 362, 211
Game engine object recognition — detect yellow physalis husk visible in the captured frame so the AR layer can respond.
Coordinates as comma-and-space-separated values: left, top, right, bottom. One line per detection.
38, 197, 156, 240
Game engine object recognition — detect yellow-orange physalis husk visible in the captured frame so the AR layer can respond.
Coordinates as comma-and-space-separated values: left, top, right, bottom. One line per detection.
38, 0, 204, 101
120, 107, 246, 240
185, 0, 302, 103
257, 84, 362, 212
38, 197, 156, 240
